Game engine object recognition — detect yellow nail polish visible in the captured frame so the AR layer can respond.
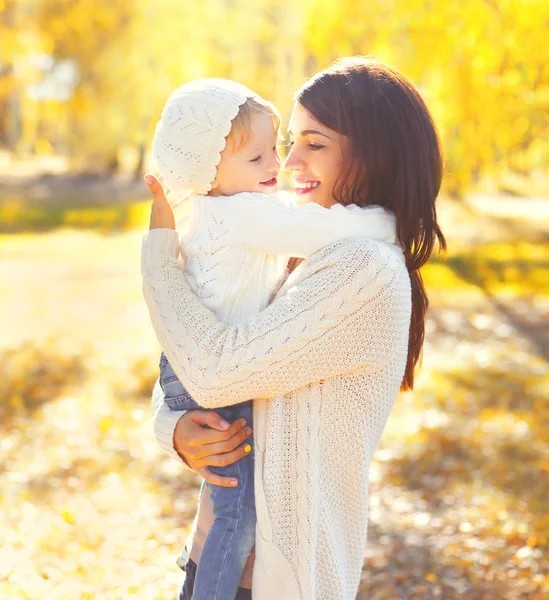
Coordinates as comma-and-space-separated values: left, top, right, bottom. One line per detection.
244, 444, 252, 453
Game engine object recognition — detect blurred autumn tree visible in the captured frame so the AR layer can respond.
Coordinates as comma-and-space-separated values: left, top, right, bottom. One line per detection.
0, 0, 548, 193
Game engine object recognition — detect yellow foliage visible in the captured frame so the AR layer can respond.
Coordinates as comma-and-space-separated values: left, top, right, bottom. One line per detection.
0, 0, 547, 189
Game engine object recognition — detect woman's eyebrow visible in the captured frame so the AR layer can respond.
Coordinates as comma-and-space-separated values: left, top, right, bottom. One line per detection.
301, 129, 332, 139
287, 128, 332, 140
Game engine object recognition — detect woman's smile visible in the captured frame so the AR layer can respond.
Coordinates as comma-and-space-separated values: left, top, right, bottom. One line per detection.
284, 103, 344, 208
294, 178, 320, 195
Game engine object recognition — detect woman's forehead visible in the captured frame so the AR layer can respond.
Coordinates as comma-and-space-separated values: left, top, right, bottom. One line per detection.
288, 103, 334, 138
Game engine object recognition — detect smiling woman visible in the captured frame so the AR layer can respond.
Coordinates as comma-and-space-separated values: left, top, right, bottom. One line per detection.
145, 75, 399, 600
286, 106, 345, 206
144, 59, 445, 600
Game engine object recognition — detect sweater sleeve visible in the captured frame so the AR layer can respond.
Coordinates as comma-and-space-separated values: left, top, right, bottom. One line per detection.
150, 378, 186, 458
207, 193, 396, 258
141, 228, 410, 409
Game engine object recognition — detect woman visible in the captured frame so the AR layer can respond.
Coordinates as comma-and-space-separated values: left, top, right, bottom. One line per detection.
143, 57, 445, 600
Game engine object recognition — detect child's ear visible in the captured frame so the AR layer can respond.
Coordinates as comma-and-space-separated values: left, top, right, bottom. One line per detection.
210, 179, 220, 190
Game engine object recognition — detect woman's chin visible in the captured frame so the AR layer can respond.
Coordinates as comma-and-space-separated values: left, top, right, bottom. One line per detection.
294, 187, 325, 207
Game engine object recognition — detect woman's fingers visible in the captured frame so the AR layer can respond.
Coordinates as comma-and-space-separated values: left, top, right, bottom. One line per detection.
196, 467, 240, 488
198, 425, 253, 458
190, 413, 251, 447
198, 442, 252, 470
187, 409, 233, 432
173, 410, 252, 469
195, 440, 254, 487
144, 172, 165, 200
145, 173, 176, 230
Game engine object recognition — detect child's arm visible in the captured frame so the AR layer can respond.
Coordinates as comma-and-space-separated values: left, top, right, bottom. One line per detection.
206, 193, 396, 258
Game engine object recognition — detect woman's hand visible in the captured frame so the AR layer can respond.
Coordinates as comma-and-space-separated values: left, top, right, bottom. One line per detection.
145, 173, 176, 230
174, 410, 253, 488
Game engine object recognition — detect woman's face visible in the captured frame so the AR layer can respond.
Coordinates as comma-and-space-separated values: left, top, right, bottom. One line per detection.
284, 103, 346, 208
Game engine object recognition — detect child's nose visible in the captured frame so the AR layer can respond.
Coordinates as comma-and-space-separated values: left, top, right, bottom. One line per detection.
268, 153, 281, 171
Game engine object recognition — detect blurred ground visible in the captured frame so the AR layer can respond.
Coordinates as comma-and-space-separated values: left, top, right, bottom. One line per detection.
0, 197, 548, 599
360, 200, 549, 600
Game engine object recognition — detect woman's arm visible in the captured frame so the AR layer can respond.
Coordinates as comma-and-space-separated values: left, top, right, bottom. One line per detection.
206, 193, 396, 258
142, 228, 410, 409
151, 379, 186, 457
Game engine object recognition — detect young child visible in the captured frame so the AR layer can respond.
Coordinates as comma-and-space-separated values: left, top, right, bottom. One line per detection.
150, 78, 396, 600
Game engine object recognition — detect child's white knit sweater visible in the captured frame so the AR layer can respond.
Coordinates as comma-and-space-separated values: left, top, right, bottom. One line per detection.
142, 202, 412, 598
174, 192, 396, 325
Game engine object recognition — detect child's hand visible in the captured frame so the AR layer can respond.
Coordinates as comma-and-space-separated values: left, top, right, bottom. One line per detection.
145, 173, 176, 230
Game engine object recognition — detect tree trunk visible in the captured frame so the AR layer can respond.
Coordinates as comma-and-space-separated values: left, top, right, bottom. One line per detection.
133, 143, 146, 181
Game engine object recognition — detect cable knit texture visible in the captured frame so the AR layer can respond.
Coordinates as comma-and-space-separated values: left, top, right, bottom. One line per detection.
176, 193, 397, 326
142, 226, 411, 600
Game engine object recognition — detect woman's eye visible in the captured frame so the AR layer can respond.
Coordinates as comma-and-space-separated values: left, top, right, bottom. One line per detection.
309, 143, 324, 151
250, 155, 261, 163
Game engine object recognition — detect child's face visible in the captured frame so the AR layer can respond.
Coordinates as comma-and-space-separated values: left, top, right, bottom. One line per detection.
211, 111, 280, 196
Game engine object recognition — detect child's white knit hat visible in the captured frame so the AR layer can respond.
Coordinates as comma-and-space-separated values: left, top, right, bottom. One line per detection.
152, 78, 258, 196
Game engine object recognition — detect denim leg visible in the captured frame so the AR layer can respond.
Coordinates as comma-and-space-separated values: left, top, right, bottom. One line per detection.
159, 352, 200, 411
178, 560, 251, 600
178, 558, 198, 600
192, 401, 255, 600
161, 356, 256, 600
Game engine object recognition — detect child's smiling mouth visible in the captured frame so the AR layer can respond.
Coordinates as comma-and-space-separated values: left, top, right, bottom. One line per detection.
260, 176, 278, 187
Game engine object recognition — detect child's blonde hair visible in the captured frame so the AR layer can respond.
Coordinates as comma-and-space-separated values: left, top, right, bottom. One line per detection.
226, 97, 281, 153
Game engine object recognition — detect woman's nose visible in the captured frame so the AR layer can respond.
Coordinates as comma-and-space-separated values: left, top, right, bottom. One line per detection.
283, 145, 301, 171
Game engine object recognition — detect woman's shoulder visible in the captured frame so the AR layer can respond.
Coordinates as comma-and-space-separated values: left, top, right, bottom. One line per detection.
311, 236, 406, 273
286, 237, 409, 305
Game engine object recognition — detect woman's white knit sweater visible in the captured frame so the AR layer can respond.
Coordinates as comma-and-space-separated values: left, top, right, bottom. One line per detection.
173, 192, 396, 325
141, 226, 411, 600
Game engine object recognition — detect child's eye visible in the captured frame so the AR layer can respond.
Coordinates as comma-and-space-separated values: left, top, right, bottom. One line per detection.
309, 143, 324, 151
249, 155, 261, 163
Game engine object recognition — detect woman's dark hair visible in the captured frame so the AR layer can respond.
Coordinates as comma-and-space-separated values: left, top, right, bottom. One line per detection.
296, 57, 446, 391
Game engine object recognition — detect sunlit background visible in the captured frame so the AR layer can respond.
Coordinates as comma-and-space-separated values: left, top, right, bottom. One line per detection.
1, 1, 548, 599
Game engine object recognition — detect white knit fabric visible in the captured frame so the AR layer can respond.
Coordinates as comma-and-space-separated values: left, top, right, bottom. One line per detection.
152, 79, 257, 196
142, 227, 411, 600
174, 193, 397, 325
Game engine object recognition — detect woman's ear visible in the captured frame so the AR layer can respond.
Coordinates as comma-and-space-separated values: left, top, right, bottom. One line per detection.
210, 179, 220, 190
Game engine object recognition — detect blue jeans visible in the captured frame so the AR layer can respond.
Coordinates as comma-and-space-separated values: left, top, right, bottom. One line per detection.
179, 558, 252, 600
159, 353, 255, 600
